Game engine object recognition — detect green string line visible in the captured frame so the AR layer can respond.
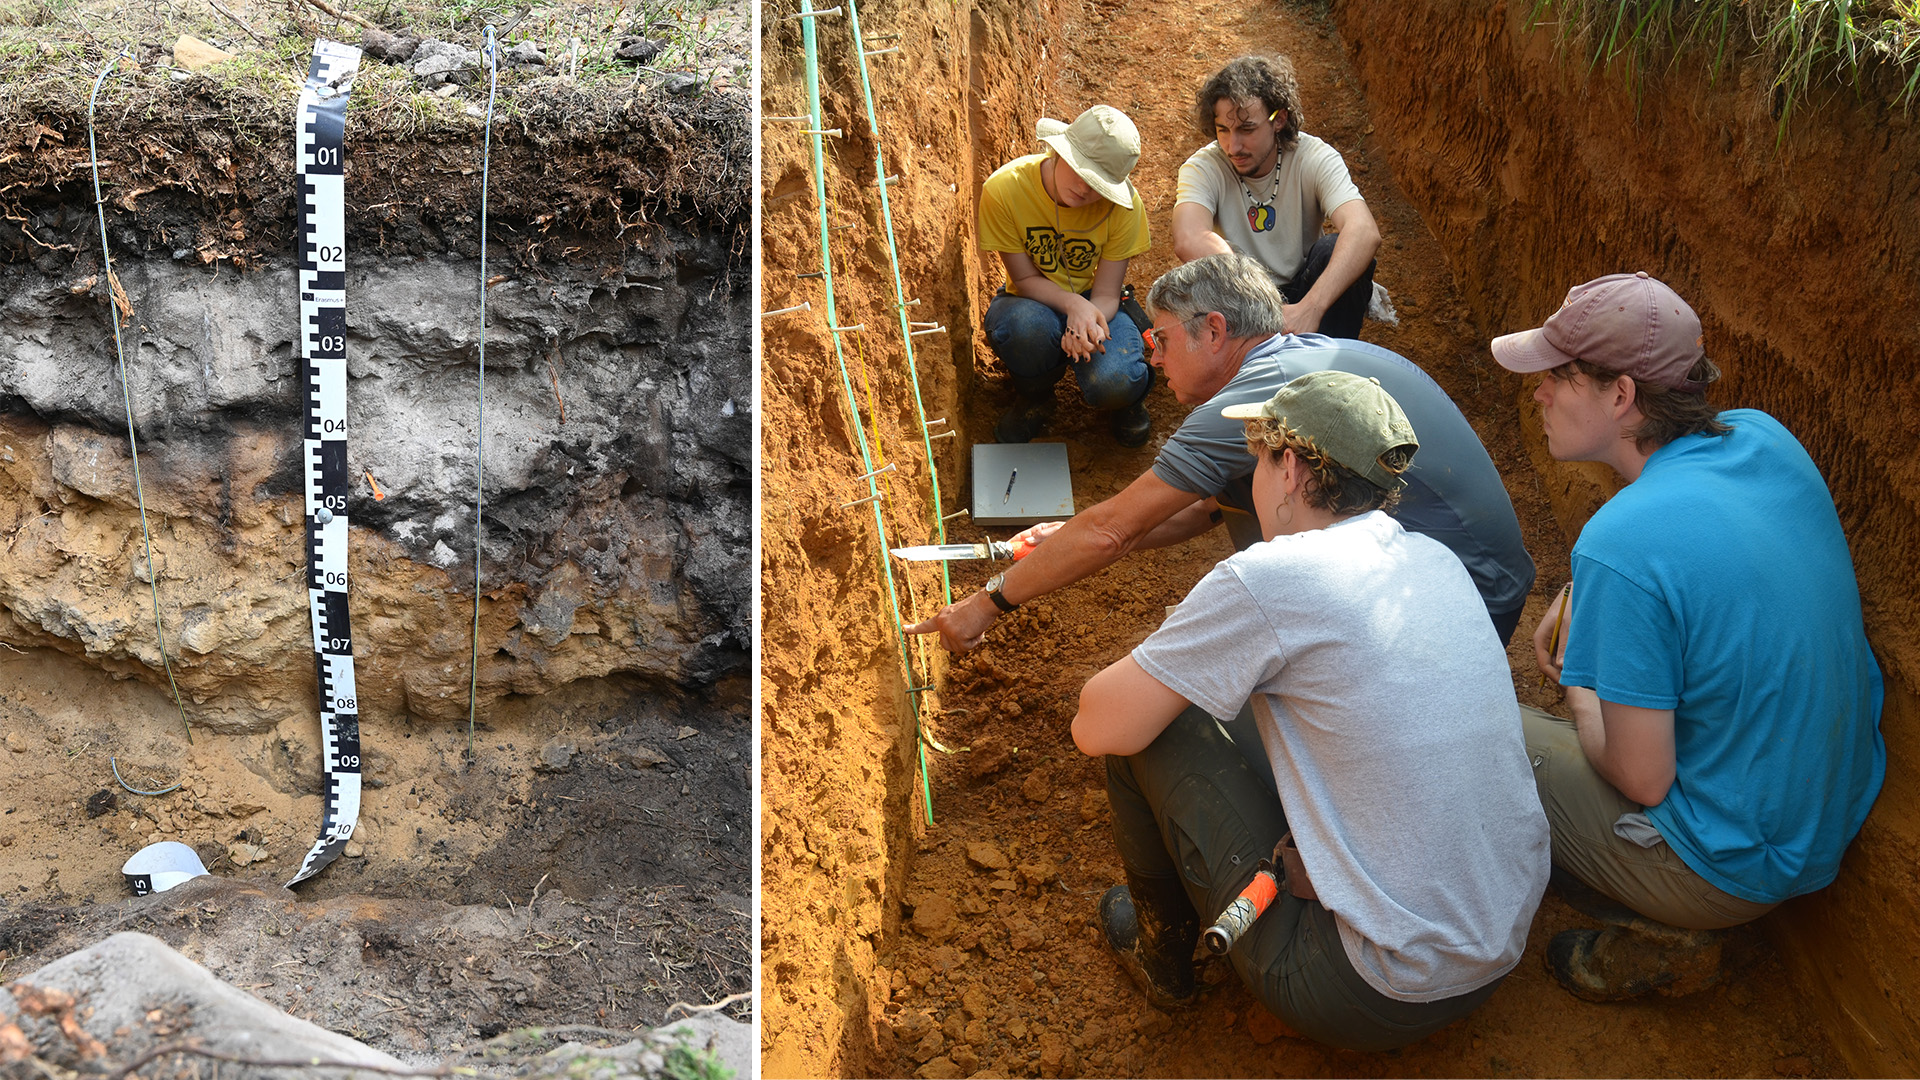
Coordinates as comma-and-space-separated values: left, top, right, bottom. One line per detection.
799, 0, 932, 822
465, 26, 499, 768
843, 0, 953, 605
840, 0, 947, 825
90, 49, 193, 747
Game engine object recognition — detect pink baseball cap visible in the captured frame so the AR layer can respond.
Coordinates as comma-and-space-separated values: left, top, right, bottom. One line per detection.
1491, 272, 1713, 392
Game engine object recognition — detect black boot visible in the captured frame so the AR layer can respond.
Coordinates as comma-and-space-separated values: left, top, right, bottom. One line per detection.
1547, 920, 1725, 1002
1099, 876, 1199, 1009
1109, 401, 1152, 447
994, 376, 1057, 443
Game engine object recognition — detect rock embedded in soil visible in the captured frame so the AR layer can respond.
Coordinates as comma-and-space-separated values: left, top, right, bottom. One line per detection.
409, 39, 483, 85
965, 841, 1009, 872
911, 895, 959, 942
615, 36, 665, 64
359, 27, 419, 63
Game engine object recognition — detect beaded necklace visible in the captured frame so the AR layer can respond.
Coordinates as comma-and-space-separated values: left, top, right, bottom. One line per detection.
1238, 145, 1283, 233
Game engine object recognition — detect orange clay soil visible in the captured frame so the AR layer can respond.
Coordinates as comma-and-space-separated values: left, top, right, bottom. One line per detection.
759, 0, 1853, 1075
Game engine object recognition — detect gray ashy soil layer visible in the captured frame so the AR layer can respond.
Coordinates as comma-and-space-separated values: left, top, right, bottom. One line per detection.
0, 52, 752, 725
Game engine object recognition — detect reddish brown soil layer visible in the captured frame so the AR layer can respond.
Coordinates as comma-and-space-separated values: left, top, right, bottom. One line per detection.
759, 0, 1892, 1075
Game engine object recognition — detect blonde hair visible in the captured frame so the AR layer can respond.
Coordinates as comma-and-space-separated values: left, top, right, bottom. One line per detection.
1243, 418, 1407, 515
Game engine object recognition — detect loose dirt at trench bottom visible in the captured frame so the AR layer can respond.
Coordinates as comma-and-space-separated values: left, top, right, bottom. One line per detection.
0, 646, 752, 1060
856, 1, 1848, 1077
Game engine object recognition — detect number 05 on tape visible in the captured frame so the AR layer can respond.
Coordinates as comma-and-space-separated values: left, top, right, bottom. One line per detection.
288, 39, 364, 887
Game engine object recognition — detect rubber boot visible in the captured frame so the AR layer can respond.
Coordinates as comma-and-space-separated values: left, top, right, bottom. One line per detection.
1547, 920, 1725, 1002
994, 376, 1057, 444
1109, 401, 1152, 448
1099, 875, 1199, 1009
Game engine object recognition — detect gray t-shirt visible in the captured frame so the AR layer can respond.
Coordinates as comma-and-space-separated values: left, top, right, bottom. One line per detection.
1175, 136, 1363, 285
1134, 511, 1550, 1002
1151, 333, 1536, 616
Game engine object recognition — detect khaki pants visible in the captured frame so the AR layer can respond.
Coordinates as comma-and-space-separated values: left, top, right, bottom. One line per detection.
1520, 705, 1776, 930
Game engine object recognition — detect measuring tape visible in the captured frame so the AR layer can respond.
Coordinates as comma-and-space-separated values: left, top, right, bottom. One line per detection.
288, 40, 364, 887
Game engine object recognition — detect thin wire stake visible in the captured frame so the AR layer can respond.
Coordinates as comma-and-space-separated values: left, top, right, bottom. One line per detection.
761, 302, 812, 318
91, 50, 192, 747
111, 757, 183, 796
465, 25, 499, 769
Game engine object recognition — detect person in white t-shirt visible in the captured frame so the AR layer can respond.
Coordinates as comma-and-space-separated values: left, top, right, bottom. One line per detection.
1171, 55, 1381, 339
1071, 371, 1549, 1051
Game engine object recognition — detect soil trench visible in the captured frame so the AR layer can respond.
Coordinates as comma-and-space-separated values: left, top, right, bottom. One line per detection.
761, 0, 1865, 1075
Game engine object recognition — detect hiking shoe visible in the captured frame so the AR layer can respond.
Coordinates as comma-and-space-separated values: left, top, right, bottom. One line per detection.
1099, 884, 1197, 1009
1110, 401, 1152, 448
994, 392, 1055, 443
1547, 924, 1724, 1002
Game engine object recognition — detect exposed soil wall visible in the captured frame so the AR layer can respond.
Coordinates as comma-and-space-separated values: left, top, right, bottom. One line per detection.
758, 0, 1058, 1070
765, 0, 1911, 1075
1332, 2, 1920, 1072
0, 85, 752, 728
0, 41, 754, 1057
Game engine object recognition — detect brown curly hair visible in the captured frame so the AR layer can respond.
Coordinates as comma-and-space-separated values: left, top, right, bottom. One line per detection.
1243, 419, 1407, 516
1195, 56, 1303, 152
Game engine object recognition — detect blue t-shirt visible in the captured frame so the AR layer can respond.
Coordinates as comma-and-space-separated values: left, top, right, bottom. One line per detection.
1560, 409, 1885, 904
1152, 333, 1536, 616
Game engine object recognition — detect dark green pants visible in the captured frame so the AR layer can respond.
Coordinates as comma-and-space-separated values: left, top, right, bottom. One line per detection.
1106, 705, 1502, 1052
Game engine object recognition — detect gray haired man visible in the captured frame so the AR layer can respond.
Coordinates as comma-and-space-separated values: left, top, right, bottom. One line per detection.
907, 253, 1534, 652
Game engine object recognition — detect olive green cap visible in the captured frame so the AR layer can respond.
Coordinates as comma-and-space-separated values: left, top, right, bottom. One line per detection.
1220, 370, 1419, 489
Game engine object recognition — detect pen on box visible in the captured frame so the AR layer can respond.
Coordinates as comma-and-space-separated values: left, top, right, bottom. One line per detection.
1003, 469, 1017, 504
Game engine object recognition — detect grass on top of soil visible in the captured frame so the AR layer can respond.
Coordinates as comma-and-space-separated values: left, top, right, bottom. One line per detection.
0, 0, 749, 133
1530, 0, 1920, 129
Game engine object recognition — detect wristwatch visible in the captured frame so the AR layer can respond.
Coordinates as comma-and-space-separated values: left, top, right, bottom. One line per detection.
983, 572, 1018, 613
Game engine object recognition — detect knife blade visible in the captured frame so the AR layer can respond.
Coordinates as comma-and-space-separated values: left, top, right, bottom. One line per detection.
889, 537, 1037, 562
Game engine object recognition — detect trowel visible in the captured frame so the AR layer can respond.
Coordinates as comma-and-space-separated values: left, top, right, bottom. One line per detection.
890, 536, 1039, 562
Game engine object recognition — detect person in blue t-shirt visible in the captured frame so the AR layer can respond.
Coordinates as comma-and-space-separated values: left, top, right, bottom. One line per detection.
1492, 272, 1885, 1002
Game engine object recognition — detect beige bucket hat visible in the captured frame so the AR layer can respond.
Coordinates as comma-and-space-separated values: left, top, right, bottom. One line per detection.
1036, 105, 1141, 209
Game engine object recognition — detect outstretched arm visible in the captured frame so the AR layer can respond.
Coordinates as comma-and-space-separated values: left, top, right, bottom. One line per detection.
905, 471, 1206, 652
1172, 202, 1233, 263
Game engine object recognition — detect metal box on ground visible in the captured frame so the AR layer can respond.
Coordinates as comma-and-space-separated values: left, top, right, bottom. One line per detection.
971, 442, 1075, 527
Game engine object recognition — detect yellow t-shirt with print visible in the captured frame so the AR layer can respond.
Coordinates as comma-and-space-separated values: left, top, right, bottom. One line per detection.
978, 153, 1151, 296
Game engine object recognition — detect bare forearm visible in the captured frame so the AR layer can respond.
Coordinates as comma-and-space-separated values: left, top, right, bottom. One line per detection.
1132, 500, 1216, 551
1008, 272, 1084, 315
1567, 686, 1677, 807
997, 513, 1138, 606
1568, 686, 1608, 767
1297, 225, 1379, 316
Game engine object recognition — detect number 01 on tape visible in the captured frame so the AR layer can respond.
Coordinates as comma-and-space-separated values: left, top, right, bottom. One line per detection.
288, 39, 364, 887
